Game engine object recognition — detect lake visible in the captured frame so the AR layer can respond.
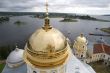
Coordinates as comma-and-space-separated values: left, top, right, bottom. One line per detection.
0, 15, 110, 48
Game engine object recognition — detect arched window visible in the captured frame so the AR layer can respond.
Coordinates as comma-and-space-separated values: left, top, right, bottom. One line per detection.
103, 55, 105, 58
108, 58, 110, 60
33, 71, 37, 73
105, 62, 107, 65
83, 46, 84, 48
90, 56, 92, 59
81, 55, 83, 58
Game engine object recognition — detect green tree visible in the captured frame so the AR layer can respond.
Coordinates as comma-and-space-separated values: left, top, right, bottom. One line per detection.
0, 45, 14, 60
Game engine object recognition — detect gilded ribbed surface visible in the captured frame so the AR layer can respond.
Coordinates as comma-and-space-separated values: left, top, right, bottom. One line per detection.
23, 28, 69, 68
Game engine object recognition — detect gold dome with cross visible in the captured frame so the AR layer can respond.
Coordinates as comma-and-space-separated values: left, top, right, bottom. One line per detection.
23, 0, 70, 68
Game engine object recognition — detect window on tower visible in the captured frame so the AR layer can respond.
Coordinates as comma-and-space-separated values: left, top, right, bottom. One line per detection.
33, 71, 37, 73
50, 70, 57, 73
103, 55, 105, 58
108, 58, 110, 60
83, 46, 84, 48
81, 55, 83, 58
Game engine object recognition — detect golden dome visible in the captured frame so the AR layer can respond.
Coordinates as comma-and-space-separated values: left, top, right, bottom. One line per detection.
23, 0, 69, 68
28, 28, 66, 52
23, 27, 69, 68
76, 34, 87, 43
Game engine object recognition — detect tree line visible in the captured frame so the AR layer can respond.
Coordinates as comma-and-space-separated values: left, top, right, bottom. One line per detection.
0, 45, 14, 60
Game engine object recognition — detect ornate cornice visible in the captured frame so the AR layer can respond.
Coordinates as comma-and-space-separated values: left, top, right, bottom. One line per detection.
24, 53, 68, 68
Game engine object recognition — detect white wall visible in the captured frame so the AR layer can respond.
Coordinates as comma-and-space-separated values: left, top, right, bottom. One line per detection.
27, 64, 67, 73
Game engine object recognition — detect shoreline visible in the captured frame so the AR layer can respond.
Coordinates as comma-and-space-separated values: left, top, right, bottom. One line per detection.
100, 27, 110, 34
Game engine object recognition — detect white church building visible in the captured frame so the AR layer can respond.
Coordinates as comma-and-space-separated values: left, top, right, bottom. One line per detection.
2, 0, 96, 73
73, 34, 110, 66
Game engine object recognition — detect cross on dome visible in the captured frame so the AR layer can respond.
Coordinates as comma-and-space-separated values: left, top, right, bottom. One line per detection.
42, 0, 52, 32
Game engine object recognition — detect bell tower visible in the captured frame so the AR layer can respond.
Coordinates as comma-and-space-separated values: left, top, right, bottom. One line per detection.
73, 34, 88, 61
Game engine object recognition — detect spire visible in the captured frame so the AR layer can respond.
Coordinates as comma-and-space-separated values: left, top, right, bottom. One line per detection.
46, 0, 49, 17
15, 44, 19, 51
42, 0, 52, 32
80, 33, 84, 37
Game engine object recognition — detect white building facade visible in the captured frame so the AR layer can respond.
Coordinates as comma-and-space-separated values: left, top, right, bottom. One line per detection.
73, 34, 110, 66
73, 34, 88, 61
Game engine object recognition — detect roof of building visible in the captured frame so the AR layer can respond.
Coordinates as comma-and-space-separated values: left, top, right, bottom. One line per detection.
104, 44, 110, 55
2, 52, 95, 73
93, 44, 110, 55
2, 64, 27, 73
76, 34, 87, 43
66, 53, 95, 73
6, 47, 24, 64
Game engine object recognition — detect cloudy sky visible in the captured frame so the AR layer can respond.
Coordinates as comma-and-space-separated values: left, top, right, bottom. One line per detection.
0, 0, 110, 15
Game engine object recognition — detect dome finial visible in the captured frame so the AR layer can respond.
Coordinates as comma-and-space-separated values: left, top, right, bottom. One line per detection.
46, 0, 48, 17
80, 33, 84, 37
15, 43, 19, 51
42, 0, 52, 32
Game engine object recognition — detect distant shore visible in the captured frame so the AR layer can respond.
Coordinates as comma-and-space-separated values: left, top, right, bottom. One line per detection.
100, 27, 110, 34
60, 18, 78, 22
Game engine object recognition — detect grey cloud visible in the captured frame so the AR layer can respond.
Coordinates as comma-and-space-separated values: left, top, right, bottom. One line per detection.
48, 0, 110, 7
70, 0, 110, 7
0, 0, 110, 13
0, 0, 43, 11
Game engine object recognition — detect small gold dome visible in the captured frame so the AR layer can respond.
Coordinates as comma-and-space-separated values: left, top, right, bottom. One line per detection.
76, 34, 87, 43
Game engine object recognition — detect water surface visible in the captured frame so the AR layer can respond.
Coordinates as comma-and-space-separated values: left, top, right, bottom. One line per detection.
0, 15, 110, 48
